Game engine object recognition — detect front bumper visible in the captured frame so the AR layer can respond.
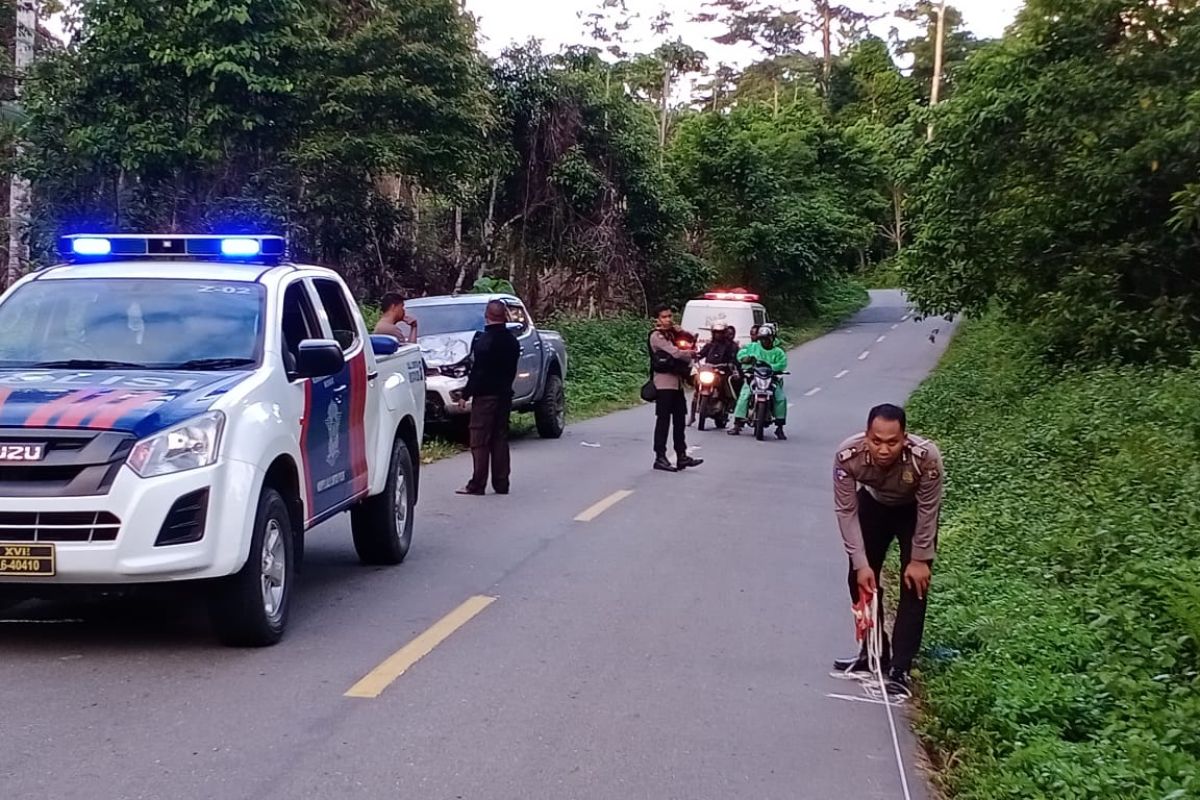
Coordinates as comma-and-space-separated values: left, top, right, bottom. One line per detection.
0, 459, 261, 585
424, 374, 470, 420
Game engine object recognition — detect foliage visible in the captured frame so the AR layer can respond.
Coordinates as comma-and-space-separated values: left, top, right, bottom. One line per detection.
481, 43, 694, 316
670, 97, 879, 307
900, 0, 1200, 363
906, 315, 1200, 799
894, 2, 987, 103
470, 275, 515, 294
17, 0, 492, 296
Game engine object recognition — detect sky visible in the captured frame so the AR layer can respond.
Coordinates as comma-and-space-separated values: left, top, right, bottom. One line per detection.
466, 0, 1026, 65
42, 1, 1025, 76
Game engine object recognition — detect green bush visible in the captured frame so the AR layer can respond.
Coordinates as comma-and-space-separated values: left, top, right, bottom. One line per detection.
546, 315, 651, 420
906, 316, 1200, 799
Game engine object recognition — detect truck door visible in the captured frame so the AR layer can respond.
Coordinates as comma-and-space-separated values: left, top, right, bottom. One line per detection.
507, 300, 538, 402
300, 277, 371, 522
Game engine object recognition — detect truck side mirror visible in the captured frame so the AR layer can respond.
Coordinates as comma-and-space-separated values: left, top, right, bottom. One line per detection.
296, 339, 345, 379
370, 334, 400, 356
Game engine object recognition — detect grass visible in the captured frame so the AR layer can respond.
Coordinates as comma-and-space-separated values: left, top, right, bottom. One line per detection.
857, 257, 903, 290
390, 277, 869, 464
902, 315, 1200, 799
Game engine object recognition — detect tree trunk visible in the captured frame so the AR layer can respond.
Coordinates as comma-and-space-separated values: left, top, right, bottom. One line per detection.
891, 184, 905, 253
822, 2, 833, 94
481, 172, 498, 269
659, 68, 671, 164
451, 205, 466, 292
409, 181, 422, 262
927, 1, 947, 141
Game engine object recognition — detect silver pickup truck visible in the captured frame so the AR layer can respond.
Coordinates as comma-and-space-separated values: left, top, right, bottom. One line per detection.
406, 293, 568, 438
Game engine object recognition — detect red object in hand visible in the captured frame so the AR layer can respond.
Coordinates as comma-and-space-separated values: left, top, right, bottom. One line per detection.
852, 597, 874, 643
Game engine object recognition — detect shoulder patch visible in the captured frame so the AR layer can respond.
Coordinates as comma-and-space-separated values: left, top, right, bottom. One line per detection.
838, 448, 856, 463
909, 444, 927, 459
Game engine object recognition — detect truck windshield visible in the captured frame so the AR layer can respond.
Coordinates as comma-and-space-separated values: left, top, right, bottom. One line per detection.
406, 302, 488, 337
0, 278, 266, 370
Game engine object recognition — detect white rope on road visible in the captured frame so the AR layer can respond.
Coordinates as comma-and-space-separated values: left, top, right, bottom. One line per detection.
862, 587, 914, 800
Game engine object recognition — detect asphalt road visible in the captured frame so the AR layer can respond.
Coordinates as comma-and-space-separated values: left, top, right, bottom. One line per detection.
1, 290, 955, 800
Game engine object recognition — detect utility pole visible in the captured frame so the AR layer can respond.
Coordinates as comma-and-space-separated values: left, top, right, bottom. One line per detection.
6, 0, 35, 289
926, 0, 947, 142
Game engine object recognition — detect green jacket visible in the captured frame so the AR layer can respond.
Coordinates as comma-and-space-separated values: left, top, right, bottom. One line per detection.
737, 341, 787, 373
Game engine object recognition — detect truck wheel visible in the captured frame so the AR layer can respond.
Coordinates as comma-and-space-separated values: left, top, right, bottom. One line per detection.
534, 373, 566, 439
351, 436, 415, 565
209, 487, 294, 647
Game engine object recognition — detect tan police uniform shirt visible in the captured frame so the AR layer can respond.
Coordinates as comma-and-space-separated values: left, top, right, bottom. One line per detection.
833, 432, 945, 571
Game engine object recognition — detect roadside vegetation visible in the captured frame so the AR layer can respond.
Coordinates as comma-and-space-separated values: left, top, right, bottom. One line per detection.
905, 317, 1200, 799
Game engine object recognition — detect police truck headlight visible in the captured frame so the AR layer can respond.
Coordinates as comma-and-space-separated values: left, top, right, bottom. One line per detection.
127, 411, 225, 478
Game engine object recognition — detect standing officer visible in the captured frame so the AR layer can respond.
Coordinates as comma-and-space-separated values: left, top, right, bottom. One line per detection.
649, 304, 704, 473
832, 403, 944, 695
456, 300, 520, 496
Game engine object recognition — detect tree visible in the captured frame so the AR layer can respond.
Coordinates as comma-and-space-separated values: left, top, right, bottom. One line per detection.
18, 0, 492, 296
671, 100, 875, 306
900, 0, 1200, 362
894, 2, 984, 104
697, 1, 875, 96
625, 39, 707, 161
829, 37, 919, 256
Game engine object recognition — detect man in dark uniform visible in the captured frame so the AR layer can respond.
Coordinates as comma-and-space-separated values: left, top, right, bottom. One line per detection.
456, 300, 520, 496
832, 403, 944, 695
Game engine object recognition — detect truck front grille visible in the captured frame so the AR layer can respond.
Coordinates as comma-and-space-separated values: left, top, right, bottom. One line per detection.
0, 511, 122, 542
0, 429, 133, 497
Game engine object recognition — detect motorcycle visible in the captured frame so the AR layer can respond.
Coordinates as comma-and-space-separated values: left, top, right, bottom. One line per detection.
691, 359, 735, 430
744, 360, 789, 441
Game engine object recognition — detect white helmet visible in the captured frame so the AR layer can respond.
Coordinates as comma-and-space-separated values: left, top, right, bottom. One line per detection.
758, 323, 777, 338
711, 321, 729, 332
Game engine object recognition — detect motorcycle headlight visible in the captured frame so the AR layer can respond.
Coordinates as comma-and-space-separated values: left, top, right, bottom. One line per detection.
127, 411, 225, 478
698, 371, 716, 385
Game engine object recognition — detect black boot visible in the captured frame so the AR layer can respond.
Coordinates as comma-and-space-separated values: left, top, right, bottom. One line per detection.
885, 668, 912, 697
727, 421, 744, 436
833, 652, 870, 673
653, 456, 677, 473
677, 453, 704, 470
775, 424, 787, 440
833, 647, 890, 674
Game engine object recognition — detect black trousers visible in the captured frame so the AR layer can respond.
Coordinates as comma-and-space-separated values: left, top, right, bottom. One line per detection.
467, 395, 511, 493
653, 389, 687, 458
846, 489, 930, 673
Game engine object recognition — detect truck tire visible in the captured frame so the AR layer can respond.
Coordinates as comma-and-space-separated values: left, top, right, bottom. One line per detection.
534, 373, 566, 439
351, 436, 415, 565
209, 487, 294, 647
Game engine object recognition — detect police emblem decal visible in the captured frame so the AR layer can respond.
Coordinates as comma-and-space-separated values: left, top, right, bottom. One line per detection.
325, 400, 342, 466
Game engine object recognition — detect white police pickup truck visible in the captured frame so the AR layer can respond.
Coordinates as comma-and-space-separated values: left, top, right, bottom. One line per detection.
0, 234, 426, 646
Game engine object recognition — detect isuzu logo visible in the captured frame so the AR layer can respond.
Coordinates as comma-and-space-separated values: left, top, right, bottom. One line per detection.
0, 443, 46, 463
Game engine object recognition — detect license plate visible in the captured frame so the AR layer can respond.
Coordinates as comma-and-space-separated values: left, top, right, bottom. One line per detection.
0, 443, 46, 463
0, 543, 55, 576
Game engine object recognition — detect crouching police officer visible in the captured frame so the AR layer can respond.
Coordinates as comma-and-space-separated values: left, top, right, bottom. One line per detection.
832, 403, 944, 695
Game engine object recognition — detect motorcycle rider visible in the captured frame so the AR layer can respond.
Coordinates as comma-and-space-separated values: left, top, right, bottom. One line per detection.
728, 322, 789, 440
698, 321, 739, 366
690, 321, 740, 425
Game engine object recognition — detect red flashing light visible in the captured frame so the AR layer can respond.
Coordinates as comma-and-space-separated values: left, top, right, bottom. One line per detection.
704, 288, 759, 302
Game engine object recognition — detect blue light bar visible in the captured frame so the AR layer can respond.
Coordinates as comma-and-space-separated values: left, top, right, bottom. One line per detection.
71, 237, 113, 256
57, 233, 288, 264
220, 238, 262, 257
